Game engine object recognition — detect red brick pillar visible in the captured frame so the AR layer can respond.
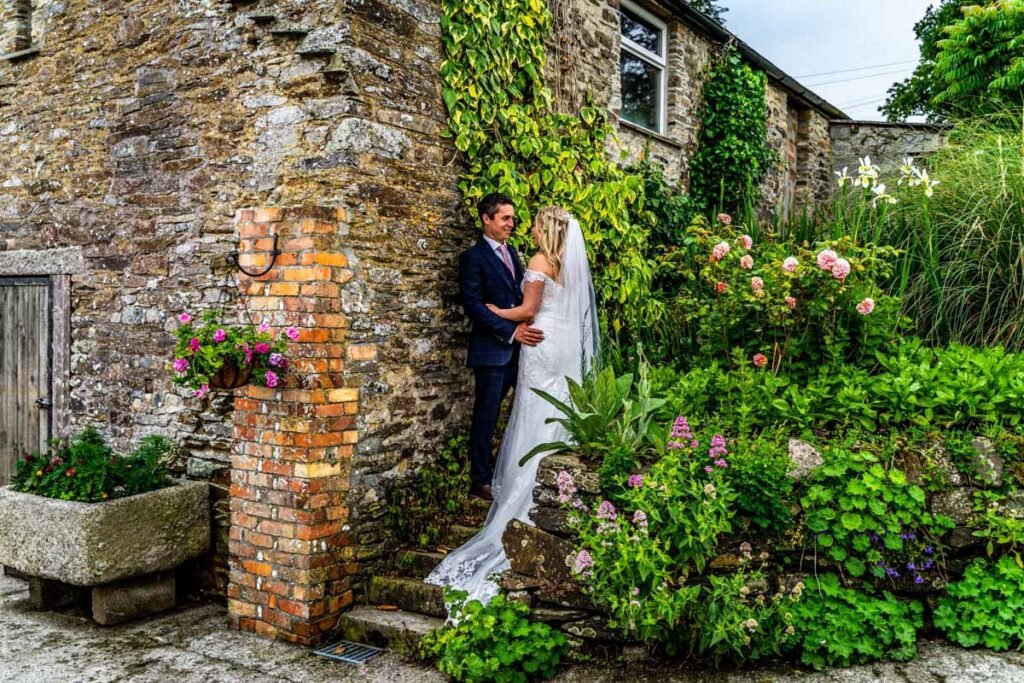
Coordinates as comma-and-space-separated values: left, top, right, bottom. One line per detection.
227, 207, 357, 644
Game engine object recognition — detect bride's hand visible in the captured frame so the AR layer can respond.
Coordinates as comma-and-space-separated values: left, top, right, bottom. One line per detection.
486, 303, 500, 314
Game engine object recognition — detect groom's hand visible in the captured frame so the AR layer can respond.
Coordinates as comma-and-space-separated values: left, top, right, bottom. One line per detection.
514, 322, 544, 346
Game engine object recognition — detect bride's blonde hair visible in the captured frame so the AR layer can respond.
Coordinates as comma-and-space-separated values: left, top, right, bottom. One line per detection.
533, 206, 571, 281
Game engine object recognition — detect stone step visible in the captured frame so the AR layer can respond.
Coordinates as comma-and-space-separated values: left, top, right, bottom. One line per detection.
395, 550, 446, 579
368, 576, 446, 617
444, 524, 480, 548
334, 606, 444, 653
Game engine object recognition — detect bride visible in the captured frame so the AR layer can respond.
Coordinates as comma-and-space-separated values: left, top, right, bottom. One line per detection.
426, 205, 600, 606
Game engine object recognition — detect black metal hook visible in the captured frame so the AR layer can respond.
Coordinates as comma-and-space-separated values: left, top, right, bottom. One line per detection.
228, 234, 280, 278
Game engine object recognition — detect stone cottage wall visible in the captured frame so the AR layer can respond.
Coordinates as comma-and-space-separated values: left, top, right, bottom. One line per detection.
0, 0, 472, 618
831, 121, 949, 175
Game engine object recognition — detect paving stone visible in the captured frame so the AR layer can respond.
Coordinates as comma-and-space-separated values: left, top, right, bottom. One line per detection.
92, 572, 176, 625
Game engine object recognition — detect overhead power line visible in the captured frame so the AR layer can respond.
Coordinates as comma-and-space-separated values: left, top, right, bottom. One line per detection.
805, 67, 915, 88
795, 59, 918, 79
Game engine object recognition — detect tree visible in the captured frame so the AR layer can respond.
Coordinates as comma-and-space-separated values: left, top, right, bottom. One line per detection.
687, 0, 728, 25
931, 0, 1024, 116
882, 0, 975, 121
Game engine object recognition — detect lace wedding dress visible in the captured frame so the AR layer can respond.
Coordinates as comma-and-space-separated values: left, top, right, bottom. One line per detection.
426, 218, 598, 607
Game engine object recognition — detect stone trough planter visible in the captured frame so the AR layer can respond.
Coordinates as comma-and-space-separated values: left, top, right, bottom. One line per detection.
0, 480, 210, 624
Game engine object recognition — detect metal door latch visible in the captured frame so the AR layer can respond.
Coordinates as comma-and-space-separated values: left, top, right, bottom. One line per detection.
35, 397, 52, 409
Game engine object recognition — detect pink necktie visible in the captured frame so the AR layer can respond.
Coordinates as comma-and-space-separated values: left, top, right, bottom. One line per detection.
498, 244, 515, 276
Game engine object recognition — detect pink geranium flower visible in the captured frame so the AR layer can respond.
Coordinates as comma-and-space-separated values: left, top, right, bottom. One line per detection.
285, 326, 300, 341
265, 370, 279, 388
831, 258, 851, 281
254, 342, 271, 354
711, 241, 730, 262
738, 234, 753, 250
856, 297, 875, 315
188, 337, 201, 352
178, 313, 193, 324
740, 255, 754, 270
782, 257, 799, 273
258, 321, 270, 333
172, 358, 189, 374
193, 384, 210, 398
213, 329, 227, 343
753, 353, 768, 368
816, 249, 838, 270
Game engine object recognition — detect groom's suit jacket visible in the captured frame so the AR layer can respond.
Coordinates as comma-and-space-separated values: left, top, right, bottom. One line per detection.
460, 237, 525, 367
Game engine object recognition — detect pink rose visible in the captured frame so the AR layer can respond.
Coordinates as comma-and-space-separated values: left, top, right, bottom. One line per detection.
753, 353, 768, 368
738, 234, 753, 250
265, 370, 279, 388
717, 213, 732, 225
785, 296, 797, 309
285, 326, 300, 341
782, 257, 799, 273
213, 329, 227, 343
715, 281, 728, 294
193, 384, 210, 398
856, 297, 875, 315
172, 358, 189, 374
188, 337, 201, 352
816, 249, 838, 270
740, 255, 754, 270
178, 312, 193, 324
831, 258, 851, 281
751, 277, 764, 293
711, 241, 731, 262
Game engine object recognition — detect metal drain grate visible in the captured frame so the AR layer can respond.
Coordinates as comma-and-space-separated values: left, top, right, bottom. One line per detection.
313, 640, 385, 665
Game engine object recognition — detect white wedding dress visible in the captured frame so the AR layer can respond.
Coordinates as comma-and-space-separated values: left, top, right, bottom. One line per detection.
426, 218, 598, 606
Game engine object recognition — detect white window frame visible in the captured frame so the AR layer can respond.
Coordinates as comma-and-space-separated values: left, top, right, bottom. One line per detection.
619, 0, 668, 135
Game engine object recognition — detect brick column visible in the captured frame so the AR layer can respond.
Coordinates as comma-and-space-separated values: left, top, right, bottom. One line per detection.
227, 207, 357, 644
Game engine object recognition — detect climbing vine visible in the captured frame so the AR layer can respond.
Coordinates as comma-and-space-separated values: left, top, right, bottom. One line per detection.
689, 44, 776, 217
439, 0, 661, 332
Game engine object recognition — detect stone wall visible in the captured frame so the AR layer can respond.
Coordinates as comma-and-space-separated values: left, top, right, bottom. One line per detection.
831, 121, 949, 175
0, 0, 472, 612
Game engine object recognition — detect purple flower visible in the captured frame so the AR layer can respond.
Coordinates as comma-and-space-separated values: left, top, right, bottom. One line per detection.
923, 560, 934, 570
924, 546, 934, 555
188, 337, 201, 352
213, 329, 227, 343
632, 510, 648, 529
178, 312, 193, 324
254, 342, 271, 354
714, 458, 728, 468
269, 353, 284, 367
572, 550, 594, 577
172, 358, 189, 373
557, 471, 577, 504
265, 370, 279, 388
906, 562, 916, 571
914, 575, 925, 585
193, 384, 210, 398
597, 500, 617, 521
627, 474, 644, 489
285, 326, 300, 341
708, 434, 728, 461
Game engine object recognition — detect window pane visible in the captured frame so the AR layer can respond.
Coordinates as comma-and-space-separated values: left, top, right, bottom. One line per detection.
620, 52, 660, 131
620, 7, 661, 55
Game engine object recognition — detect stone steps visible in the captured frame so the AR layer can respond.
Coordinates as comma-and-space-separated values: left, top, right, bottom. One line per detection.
334, 606, 444, 653
368, 576, 446, 617
395, 550, 446, 579
444, 523, 480, 548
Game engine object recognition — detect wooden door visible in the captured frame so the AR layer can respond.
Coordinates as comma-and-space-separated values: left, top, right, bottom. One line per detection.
0, 277, 52, 485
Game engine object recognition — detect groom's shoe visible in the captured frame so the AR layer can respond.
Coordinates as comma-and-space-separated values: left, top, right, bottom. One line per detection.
470, 484, 494, 502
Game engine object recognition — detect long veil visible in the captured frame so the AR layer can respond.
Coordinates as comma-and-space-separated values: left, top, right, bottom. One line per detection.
425, 212, 599, 608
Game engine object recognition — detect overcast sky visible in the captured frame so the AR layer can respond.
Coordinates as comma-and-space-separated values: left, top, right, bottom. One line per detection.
719, 0, 939, 121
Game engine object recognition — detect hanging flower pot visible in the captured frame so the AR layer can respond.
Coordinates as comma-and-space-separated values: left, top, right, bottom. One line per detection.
207, 359, 253, 389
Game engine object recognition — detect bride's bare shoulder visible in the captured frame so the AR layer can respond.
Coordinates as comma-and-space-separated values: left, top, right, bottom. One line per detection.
527, 253, 555, 278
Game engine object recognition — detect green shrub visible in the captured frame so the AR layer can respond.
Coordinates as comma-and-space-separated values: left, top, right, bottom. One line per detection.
723, 433, 795, 537
934, 556, 1024, 651
12, 428, 172, 502
420, 592, 567, 683
791, 574, 923, 669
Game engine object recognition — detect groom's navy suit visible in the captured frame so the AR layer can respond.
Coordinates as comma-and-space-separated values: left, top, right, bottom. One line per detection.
460, 237, 525, 489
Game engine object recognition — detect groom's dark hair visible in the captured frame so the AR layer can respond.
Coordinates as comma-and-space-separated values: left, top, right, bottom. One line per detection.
478, 193, 515, 222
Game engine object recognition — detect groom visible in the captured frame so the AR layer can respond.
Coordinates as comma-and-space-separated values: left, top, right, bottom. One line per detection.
460, 193, 544, 501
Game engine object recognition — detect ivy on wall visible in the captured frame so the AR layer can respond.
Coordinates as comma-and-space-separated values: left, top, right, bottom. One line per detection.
439, 0, 661, 332
689, 44, 776, 217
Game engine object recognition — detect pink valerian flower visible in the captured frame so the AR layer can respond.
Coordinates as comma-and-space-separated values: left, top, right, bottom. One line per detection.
816, 249, 838, 271
258, 321, 270, 333
785, 296, 797, 309
751, 277, 764, 293
596, 500, 618, 521
704, 465, 714, 473
740, 255, 754, 270
709, 434, 729, 462
285, 326, 300, 341
253, 342, 271, 354
172, 358, 189, 373
856, 297, 875, 315
668, 416, 697, 450
178, 312, 193, 324
717, 213, 732, 225
189, 337, 201, 352
714, 459, 728, 468
738, 234, 753, 250
831, 258, 851, 281
752, 353, 768, 368
557, 471, 577, 504
627, 474, 644, 489
711, 241, 731, 262
193, 384, 210, 398
782, 257, 799, 273
572, 550, 594, 577
632, 510, 648, 529
269, 353, 284, 367
265, 370, 279, 388
715, 281, 728, 294
213, 329, 227, 343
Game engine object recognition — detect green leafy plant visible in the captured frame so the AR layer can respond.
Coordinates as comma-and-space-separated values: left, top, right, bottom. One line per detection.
420, 591, 567, 683
384, 433, 471, 549
722, 432, 796, 537
973, 496, 1024, 565
791, 573, 923, 669
12, 428, 172, 503
171, 310, 291, 394
934, 555, 1024, 650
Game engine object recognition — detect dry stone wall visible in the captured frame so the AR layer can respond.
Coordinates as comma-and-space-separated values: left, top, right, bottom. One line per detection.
831, 121, 949, 175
